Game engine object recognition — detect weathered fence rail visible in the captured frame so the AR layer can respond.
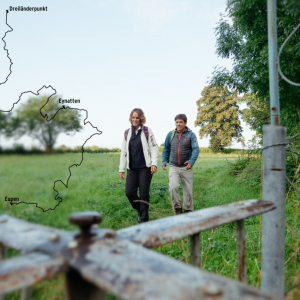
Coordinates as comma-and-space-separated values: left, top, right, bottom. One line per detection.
0, 199, 282, 300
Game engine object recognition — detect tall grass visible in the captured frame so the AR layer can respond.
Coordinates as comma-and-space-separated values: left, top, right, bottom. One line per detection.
0, 153, 299, 299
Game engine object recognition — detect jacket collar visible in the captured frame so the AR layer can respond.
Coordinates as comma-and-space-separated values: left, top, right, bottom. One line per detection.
175, 126, 191, 133
131, 125, 142, 133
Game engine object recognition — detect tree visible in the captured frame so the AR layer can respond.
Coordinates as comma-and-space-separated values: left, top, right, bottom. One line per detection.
210, 0, 300, 137
9, 95, 83, 153
0, 112, 9, 150
195, 85, 244, 152
241, 93, 269, 142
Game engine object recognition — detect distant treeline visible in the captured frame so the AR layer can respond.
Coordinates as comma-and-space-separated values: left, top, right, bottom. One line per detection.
0, 144, 257, 155
56, 145, 121, 154
158, 146, 258, 155
0, 144, 121, 154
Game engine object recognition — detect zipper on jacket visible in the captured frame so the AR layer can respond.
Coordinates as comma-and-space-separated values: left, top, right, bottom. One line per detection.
178, 133, 181, 166
127, 130, 130, 169
177, 129, 186, 166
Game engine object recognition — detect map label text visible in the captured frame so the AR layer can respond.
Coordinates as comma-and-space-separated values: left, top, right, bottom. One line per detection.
59, 98, 81, 104
9, 6, 48, 12
5, 196, 19, 201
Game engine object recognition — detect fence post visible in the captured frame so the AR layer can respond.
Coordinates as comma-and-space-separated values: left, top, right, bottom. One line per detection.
65, 267, 106, 300
236, 220, 247, 283
261, 0, 286, 296
21, 287, 32, 300
261, 126, 286, 295
0, 243, 6, 300
190, 233, 200, 268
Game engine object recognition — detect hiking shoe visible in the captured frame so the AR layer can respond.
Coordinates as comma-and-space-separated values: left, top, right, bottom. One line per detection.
175, 208, 182, 215
184, 209, 192, 213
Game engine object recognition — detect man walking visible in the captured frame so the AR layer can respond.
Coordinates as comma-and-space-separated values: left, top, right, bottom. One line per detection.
162, 114, 199, 214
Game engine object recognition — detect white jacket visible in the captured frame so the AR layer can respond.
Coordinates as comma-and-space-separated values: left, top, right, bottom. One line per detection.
119, 126, 159, 172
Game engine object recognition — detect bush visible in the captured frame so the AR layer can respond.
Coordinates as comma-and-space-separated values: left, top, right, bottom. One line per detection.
0, 144, 43, 155
199, 147, 212, 153
227, 156, 251, 176
54, 145, 72, 153
73, 146, 83, 153
235, 157, 262, 192
83, 146, 120, 153
226, 153, 262, 193
286, 151, 300, 181
0, 144, 121, 155
159, 146, 254, 155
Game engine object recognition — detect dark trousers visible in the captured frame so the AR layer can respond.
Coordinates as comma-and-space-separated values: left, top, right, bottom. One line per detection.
125, 167, 152, 221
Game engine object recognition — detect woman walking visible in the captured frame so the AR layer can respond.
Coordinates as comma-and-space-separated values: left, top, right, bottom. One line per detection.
119, 108, 158, 223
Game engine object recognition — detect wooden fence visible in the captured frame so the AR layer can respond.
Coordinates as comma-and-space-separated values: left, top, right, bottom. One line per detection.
0, 199, 284, 300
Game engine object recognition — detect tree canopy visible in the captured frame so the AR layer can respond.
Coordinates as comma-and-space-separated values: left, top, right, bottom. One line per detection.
195, 85, 244, 152
241, 92, 269, 141
210, 0, 300, 137
0, 112, 9, 149
9, 95, 83, 153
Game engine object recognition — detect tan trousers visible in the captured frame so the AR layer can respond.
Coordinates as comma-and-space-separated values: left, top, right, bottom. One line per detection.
169, 165, 194, 211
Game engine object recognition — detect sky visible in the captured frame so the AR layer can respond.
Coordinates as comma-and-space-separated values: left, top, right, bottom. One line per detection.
0, 0, 256, 150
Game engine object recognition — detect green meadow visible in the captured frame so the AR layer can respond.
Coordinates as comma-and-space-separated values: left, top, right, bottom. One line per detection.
1, 153, 299, 299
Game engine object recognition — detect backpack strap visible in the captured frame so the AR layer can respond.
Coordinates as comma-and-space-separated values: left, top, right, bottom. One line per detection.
170, 130, 176, 143
125, 127, 149, 142
167, 130, 176, 163
124, 128, 130, 141
142, 126, 149, 142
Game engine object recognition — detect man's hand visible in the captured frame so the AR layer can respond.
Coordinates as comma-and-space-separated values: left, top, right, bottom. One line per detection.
162, 165, 167, 171
184, 161, 192, 170
151, 166, 157, 174
119, 172, 125, 180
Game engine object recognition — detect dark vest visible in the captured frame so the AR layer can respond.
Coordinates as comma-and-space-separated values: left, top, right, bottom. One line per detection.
170, 132, 191, 166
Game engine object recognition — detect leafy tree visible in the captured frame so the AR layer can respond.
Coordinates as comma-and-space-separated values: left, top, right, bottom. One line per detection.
9, 95, 83, 153
210, 0, 300, 137
195, 85, 244, 152
0, 112, 9, 150
241, 93, 269, 141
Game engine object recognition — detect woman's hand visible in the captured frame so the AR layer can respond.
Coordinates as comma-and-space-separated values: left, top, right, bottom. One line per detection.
151, 166, 157, 174
119, 172, 125, 180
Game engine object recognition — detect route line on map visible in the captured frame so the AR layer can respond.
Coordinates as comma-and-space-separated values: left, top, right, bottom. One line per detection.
0, 10, 13, 86
1, 10, 102, 212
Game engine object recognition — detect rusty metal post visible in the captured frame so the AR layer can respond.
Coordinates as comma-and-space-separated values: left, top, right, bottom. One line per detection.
236, 220, 247, 283
65, 267, 105, 300
66, 212, 106, 299
267, 0, 280, 125
190, 233, 200, 268
21, 287, 32, 300
0, 243, 6, 300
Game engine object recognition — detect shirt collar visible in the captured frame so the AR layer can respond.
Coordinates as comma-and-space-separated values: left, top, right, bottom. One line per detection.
131, 125, 142, 134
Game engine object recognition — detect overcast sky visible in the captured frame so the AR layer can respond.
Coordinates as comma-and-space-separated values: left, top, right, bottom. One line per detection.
0, 0, 255, 149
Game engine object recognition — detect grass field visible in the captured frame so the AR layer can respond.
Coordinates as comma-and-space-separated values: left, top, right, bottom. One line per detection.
1, 153, 300, 299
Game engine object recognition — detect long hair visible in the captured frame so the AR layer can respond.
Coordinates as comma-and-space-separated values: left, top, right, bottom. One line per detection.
129, 108, 146, 126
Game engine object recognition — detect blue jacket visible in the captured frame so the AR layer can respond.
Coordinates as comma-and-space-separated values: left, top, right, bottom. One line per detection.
162, 127, 199, 167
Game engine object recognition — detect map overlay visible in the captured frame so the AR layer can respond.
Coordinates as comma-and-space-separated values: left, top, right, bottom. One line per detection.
1, 10, 102, 212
